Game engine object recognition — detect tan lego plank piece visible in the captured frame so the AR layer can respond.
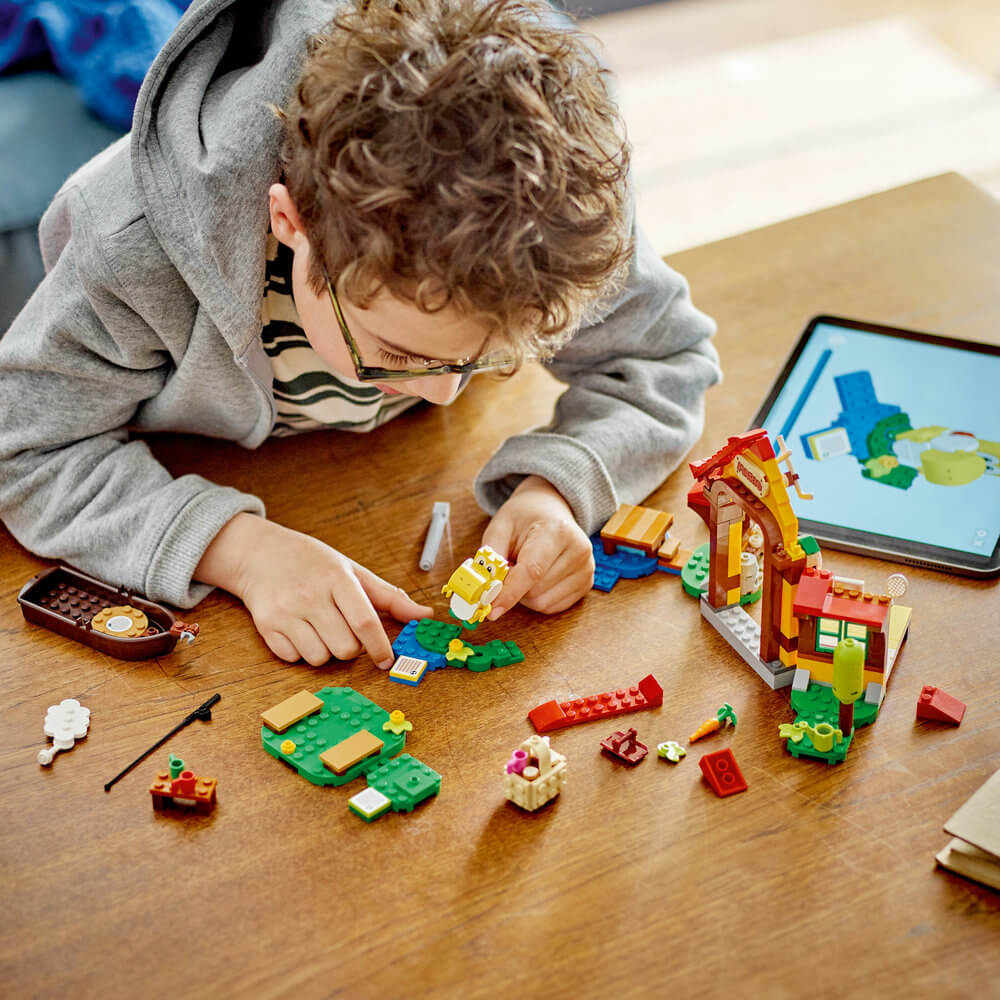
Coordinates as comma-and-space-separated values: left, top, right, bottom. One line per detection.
657, 535, 681, 561
601, 503, 674, 554
661, 548, 693, 572
320, 729, 385, 775
261, 690, 324, 733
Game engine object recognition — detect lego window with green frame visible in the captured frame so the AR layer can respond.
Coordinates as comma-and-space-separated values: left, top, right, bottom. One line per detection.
816, 617, 868, 655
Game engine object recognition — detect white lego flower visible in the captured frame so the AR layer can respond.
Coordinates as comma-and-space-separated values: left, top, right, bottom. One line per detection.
38, 699, 91, 765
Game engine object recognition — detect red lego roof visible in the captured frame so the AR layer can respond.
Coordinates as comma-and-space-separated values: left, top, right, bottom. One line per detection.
793, 569, 890, 628
689, 430, 772, 481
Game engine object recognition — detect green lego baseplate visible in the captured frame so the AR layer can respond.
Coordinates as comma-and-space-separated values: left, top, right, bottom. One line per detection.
414, 618, 525, 672
261, 687, 441, 821
262, 686, 405, 786
783, 682, 880, 764
367, 754, 441, 812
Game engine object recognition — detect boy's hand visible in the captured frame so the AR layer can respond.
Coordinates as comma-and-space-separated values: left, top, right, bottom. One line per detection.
196, 513, 431, 667
482, 476, 594, 619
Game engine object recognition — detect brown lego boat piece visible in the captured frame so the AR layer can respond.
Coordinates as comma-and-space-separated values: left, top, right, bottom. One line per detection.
18, 565, 199, 660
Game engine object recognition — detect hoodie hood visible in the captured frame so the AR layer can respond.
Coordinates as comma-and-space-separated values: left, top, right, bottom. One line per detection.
131, 0, 340, 357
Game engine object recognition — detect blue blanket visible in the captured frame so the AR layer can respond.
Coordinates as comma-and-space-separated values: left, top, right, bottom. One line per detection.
0, 1, 191, 129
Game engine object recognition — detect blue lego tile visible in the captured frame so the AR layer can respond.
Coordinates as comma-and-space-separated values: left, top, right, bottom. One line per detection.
834, 371, 879, 410
392, 620, 448, 670
656, 563, 683, 576
590, 535, 659, 592
829, 372, 901, 460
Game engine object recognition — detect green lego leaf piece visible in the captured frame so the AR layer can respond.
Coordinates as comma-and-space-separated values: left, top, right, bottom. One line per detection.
414, 618, 462, 653
716, 702, 737, 727
366, 753, 441, 812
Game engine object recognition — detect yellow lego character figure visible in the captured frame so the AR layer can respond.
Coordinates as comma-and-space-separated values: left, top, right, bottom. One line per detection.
442, 545, 510, 628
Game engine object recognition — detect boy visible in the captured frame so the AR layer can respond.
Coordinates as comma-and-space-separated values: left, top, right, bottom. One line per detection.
0, 0, 720, 668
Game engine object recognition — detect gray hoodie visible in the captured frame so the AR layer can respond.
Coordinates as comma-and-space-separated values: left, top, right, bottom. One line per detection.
0, 0, 720, 609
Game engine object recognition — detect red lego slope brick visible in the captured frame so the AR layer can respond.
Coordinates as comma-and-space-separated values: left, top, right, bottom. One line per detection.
916, 685, 966, 725
528, 674, 663, 733
699, 748, 747, 797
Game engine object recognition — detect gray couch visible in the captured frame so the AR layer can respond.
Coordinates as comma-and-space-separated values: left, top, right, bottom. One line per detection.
0, 72, 124, 331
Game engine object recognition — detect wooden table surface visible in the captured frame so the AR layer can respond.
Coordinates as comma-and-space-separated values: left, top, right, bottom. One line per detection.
2, 173, 998, 999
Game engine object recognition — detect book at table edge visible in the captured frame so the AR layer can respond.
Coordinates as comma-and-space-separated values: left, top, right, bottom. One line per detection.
935, 768, 1000, 891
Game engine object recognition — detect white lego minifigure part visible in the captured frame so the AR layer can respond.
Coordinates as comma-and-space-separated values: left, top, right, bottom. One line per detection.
38, 699, 91, 765
448, 582, 503, 624
739, 551, 763, 596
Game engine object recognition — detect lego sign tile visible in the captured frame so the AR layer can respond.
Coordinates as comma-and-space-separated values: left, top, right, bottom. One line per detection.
389, 655, 428, 686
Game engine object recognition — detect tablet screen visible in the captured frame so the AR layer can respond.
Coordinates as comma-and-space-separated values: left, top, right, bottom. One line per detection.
752, 317, 1000, 571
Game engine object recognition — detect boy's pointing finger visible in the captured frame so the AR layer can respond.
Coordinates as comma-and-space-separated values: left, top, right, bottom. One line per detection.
355, 565, 433, 623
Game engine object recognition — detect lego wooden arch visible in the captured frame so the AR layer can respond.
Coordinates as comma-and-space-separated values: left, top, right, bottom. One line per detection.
687, 430, 812, 665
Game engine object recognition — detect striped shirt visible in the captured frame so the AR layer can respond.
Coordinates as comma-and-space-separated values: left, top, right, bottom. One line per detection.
261, 233, 420, 436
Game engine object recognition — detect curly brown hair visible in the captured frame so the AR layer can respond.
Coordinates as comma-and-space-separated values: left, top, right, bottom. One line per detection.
277, 0, 632, 364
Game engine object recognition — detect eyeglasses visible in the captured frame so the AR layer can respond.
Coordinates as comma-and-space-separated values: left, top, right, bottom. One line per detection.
324, 268, 515, 382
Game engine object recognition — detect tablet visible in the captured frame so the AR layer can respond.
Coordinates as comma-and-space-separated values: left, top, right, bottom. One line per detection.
750, 315, 1000, 578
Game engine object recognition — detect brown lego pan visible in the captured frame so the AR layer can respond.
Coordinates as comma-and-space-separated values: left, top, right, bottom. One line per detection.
18, 565, 199, 661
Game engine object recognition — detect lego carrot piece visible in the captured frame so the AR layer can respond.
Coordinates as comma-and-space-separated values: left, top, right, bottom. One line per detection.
690, 703, 737, 743
690, 718, 721, 743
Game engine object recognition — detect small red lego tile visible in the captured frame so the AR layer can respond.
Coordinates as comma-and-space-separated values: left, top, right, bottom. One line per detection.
528, 674, 663, 733
916, 685, 966, 725
699, 748, 747, 797
600, 727, 648, 764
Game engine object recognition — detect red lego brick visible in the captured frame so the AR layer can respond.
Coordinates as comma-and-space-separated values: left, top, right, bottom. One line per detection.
600, 727, 648, 764
699, 748, 747, 797
528, 674, 663, 733
916, 685, 966, 725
